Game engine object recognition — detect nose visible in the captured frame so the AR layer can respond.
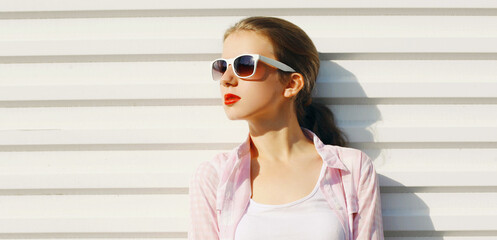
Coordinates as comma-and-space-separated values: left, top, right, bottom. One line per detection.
220, 64, 238, 86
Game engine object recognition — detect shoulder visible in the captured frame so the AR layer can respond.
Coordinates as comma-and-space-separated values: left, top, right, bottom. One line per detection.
328, 145, 375, 180
191, 151, 230, 183
191, 146, 242, 184
334, 146, 372, 167
328, 145, 379, 197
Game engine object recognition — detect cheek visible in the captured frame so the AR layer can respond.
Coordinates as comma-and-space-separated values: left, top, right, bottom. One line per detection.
240, 81, 283, 104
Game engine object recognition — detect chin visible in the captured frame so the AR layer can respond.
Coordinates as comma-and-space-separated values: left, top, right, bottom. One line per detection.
223, 110, 246, 121
224, 113, 243, 121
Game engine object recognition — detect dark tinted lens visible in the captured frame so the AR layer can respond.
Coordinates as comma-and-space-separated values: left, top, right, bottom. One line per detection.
212, 60, 227, 80
234, 55, 255, 77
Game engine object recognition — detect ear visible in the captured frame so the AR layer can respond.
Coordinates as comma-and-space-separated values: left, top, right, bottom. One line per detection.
283, 73, 305, 98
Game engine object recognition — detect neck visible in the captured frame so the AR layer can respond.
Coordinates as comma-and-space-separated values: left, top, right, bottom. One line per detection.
247, 109, 313, 164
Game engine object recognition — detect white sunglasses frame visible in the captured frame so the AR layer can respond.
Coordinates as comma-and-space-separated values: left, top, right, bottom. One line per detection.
211, 54, 296, 81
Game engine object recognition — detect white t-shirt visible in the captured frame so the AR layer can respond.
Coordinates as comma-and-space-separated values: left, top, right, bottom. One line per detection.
234, 161, 346, 240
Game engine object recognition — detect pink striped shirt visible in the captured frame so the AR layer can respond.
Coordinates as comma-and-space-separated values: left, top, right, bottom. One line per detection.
189, 128, 384, 240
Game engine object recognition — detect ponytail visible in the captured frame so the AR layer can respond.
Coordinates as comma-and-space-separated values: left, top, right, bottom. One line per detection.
298, 101, 348, 147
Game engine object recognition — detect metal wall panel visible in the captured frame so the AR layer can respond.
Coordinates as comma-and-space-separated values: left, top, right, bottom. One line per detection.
1, 1, 496, 239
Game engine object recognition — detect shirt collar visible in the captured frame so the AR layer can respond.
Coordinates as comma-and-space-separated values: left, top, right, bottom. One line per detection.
232, 127, 349, 172
216, 127, 349, 212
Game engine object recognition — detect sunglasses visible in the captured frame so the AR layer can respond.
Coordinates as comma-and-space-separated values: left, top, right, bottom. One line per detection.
211, 54, 296, 81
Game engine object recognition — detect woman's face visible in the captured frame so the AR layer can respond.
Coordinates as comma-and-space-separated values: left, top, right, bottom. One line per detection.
220, 30, 289, 122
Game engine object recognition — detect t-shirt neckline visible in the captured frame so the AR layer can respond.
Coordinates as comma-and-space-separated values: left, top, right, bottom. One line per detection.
249, 160, 326, 209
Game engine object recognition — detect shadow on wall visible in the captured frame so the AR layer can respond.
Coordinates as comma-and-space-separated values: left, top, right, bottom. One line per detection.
380, 175, 436, 238
317, 59, 435, 238
317, 60, 380, 159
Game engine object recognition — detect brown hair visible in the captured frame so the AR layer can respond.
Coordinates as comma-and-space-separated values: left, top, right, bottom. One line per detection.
224, 16, 348, 147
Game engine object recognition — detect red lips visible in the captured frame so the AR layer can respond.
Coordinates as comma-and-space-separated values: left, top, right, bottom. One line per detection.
224, 93, 241, 105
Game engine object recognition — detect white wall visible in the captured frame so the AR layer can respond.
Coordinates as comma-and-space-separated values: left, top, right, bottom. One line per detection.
1, 1, 497, 239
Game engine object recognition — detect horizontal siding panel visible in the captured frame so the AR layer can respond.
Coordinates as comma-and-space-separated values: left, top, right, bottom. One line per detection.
0, 173, 188, 189
377, 145, 497, 187
0, 83, 496, 101
383, 193, 497, 212
1, 193, 496, 232
0, 128, 247, 145
0, 194, 187, 233
318, 82, 497, 98
0, 107, 242, 129
1, 105, 496, 129
2, 170, 495, 189
0, 84, 221, 101
0, 39, 221, 56
356, 127, 497, 142
0, 172, 186, 190
0, 218, 183, 233
0, 148, 494, 189
379, 172, 497, 187
332, 105, 497, 126
384, 215, 497, 231
1, 127, 496, 145
0, 195, 187, 218
318, 60, 497, 83
0, 62, 208, 85
2, 149, 494, 174
2, 38, 497, 57
2, 216, 497, 234
374, 149, 497, 167
0, 150, 217, 173
1, 60, 496, 85
2, 17, 497, 40
383, 193, 497, 231
1, 0, 497, 11
0, 149, 495, 189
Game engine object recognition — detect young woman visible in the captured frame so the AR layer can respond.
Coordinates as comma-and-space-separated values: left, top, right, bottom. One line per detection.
189, 16, 384, 240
